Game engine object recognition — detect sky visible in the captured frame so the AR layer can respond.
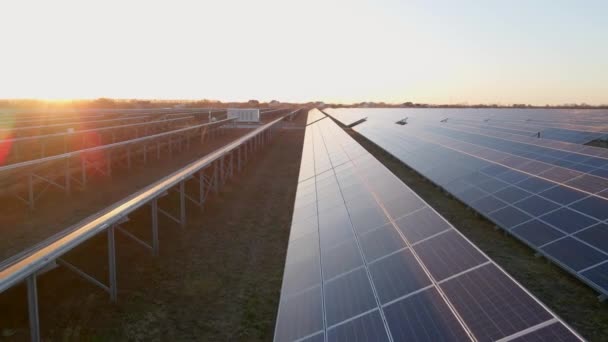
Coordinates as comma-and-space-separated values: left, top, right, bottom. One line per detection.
1, 0, 607, 105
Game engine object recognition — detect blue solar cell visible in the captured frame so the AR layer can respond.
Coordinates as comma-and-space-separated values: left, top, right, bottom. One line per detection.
298, 332, 325, 342
581, 262, 608, 293
539, 208, 598, 234
590, 168, 608, 179
541, 237, 608, 271
570, 196, 608, 221
568, 163, 595, 173
494, 186, 531, 203
444, 179, 472, 194
512, 220, 565, 247
516, 177, 555, 193
326, 310, 389, 342
293, 202, 318, 222
477, 178, 509, 193
539, 167, 582, 183
286, 232, 319, 265
358, 224, 407, 263
275, 286, 324, 342
471, 195, 508, 214
345, 201, 390, 235
319, 208, 355, 251
565, 174, 608, 194
394, 207, 450, 244
369, 249, 432, 304
583, 157, 608, 168
551, 160, 576, 169
413, 230, 488, 281
575, 224, 608, 254
480, 164, 510, 175
380, 192, 426, 220
513, 196, 560, 216
457, 187, 488, 203
538, 186, 587, 205
510, 322, 580, 342
322, 239, 364, 281
324, 267, 377, 326
495, 170, 529, 183
489, 206, 532, 229
383, 288, 469, 341
440, 264, 553, 341
281, 256, 321, 296
562, 153, 590, 163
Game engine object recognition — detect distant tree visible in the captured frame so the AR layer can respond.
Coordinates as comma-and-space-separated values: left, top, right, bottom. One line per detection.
247, 99, 260, 106
93, 98, 117, 109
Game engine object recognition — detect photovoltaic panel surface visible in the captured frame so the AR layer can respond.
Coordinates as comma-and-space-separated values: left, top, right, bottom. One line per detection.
324, 107, 608, 145
274, 110, 581, 342
326, 108, 608, 297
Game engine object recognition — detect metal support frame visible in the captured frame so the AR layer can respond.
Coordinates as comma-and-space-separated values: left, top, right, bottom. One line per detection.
5, 122, 231, 210
27, 275, 40, 342
107, 226, 117, 302
151, 199, 159, 256
54, 226, 118, 302
179, 181, 186, 227
4, 114, 291, 341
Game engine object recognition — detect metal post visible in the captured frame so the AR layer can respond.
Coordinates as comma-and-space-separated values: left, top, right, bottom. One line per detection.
28, 173, 35, 210
151, 199, 159, 256
108, 226, 117, 302
81, 158, 87, 188
230, 152, 234, 178
65, 159, 71, 194
237, 147, 242, 172
244, 141, 248, 162
179, 181, 186, 227
27, 275, 40, 342
220, 156, 224, 185
213, 162, 219, 193
106, 151, 112, 177
199, 171, 205, 208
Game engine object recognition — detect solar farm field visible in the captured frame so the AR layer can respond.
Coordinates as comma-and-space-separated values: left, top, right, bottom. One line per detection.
1, 108, 607, 341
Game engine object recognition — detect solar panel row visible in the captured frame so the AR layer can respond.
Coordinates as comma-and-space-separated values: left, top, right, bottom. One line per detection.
274, 111, 581, 342
324, 108, 608, 144
441, 120, 608, 160
350, 120, 608, 296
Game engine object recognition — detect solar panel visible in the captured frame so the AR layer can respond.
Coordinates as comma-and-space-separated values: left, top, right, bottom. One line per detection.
324, 107, 608, 145
337, 110, 608, 297
274, 111, 581, 341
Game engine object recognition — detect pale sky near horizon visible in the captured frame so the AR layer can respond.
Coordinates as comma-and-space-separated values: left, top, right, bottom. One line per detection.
1, 0, 607, 105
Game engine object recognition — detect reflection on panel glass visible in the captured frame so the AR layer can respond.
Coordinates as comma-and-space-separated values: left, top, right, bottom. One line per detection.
440, 264, 552, 341
384, 288, 469, 341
